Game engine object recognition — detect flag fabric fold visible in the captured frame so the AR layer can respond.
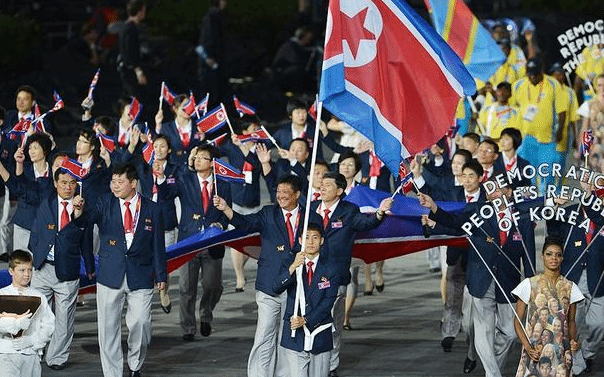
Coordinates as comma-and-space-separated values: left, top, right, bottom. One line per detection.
213, 158, 246, 183
319, 0, 476, 176
196, 105, 228, 133
424, 0, 506, 82
161, 81, 176, 106
233, 95, 256, 117
60, 158, 87, 180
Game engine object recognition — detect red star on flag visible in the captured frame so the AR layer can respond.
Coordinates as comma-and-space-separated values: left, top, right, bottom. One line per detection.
341, 7, 375, 60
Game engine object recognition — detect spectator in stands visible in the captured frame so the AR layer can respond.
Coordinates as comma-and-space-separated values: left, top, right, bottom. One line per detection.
117, 0, 147, 97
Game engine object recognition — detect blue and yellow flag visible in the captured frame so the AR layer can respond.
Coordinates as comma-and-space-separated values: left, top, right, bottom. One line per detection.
424, 0, 506, 82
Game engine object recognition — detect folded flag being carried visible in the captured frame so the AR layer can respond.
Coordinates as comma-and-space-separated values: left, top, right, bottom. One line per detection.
196, 105, 228, 133
98, 133, 116, 153
319, 0, 476, 175
161, 81, 176, 106
60, 158, 87, 180
213, 158, 245, 183
233, 95, 256, 117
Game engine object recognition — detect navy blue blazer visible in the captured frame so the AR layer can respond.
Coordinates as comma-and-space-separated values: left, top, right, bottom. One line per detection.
158, 170, 232, 258
359, 152, 392, 193
87, 194, 167, 290
430, 200, 536, 303
273, 122, 324, 161
493, 154, 532, 188
28, 195, 94, 281
218, 140, 262, 208
275, 257, 339, 354
547, 202, 604, 297
134, 158, 180, 231
230, 205, 322, 296
81, 158, 112, 210
160, 120, 205, 167
6, 163, 53, 230
310, 200, 382, 285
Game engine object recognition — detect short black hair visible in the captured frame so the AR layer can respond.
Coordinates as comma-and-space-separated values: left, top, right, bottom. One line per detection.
172, 94, 188, 111
314, 160, 329, 171
496, 81, 512, 92
500, 127, 522, 150
51, 152, 69, 166
115, 96, 133, 117
54, 167, 76, 182
237, 114, 261, 132
538, 356, 552, 367
542, 235, 564, 254
154, 134, 172, 152
95, 115, 116, 136
463, 132, 480, 144
462, 159, 483, 177
322, 172, 347, 192
127, 0, 145, 16
286, 98, 307, 115
78, 129, 100, 159
113, 163, 139, 181
290, 137, 310, 153
197, 143, 218, 160
453, 149, 473, 165
25, 133, 52, 159
277, 174, 302, 193
480, 139, 499, 155
338, 150, 362, 174
306, 222, 324, 236
15, 85, 37, 101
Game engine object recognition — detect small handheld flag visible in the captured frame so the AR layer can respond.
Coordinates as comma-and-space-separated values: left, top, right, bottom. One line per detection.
49, 91, 65, 113
233, 95, 256, 117
581, 129, 594, 157
182, 92, 198, 118
213, 158, 245, 183
208, 133, 228, 147
60, 158, 87, 181
161, 81, 176, 107
129, 97, 142, 123
142, 141, 155, 165
197, 93, 209, 116
196, 105, 228, 134
236, 129, 270, 143
398, 163, 415, 195
87, 69, 100, 101
308, 99, 318, 121
98, 133, 116, 153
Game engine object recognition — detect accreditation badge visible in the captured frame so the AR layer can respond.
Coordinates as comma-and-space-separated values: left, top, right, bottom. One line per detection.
523, 105, 539, 122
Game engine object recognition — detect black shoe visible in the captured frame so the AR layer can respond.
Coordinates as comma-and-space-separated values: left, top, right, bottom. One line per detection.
130, 370, 141, 377
585, 358, 593, 373
376, 284, 384, 292
0, 253, 8, 263
441, 337, 454, 352
48, 363, 66, 370
364, 290, 373, 296
161, 303, 171, 314
328, 369, 339, 377
429, 267, 441, 273
463, 357, 476, 373
235, 287, 244, 293
200, 321, 212, 337
182, 334, 195, 342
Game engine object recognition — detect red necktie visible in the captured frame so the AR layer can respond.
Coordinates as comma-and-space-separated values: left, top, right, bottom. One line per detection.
60, 201, 70, 230
323, 208, 330, 229
285, 212, 295, 248
152, 170, 159, 201
307, 261, 314, 286
499, 212, 507, 246
202, 181, 210, 213
482, 170, 489, 183
124, 201, 133, 233
181, 131, 190, 149
313, 192, 321, 201
505, 156, 517, 171
119, 132, 127, 147
586, 220, 596, 244
466, 195, 474, 203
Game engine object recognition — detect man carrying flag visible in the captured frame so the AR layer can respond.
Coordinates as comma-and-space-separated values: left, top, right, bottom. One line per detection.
156, 144, 231, 341
319, 0, 475, 175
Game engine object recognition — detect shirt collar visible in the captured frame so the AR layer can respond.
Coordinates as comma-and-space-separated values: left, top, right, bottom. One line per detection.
319, 199, 339, 214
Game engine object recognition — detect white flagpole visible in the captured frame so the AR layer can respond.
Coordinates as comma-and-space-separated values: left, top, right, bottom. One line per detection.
291, 97, 323, 337
221, 103, 235, 134
212, 159, 218, 195
159, 82, 165, 112
260, 125, 283, 151
204, 93, 209, 115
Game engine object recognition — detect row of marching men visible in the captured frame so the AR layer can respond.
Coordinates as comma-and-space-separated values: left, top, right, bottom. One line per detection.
0, 86, 402, 376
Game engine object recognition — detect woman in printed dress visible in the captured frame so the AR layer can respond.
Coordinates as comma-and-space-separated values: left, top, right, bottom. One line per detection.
512, 236, 584, 377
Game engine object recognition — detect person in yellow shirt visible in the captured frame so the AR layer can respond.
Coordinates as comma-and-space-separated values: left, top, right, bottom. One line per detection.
480, 40, 522, 109
550, 63, 579, 169
479, 82, 521, 139
573, 44, 604, 102
511, 58, 567, 192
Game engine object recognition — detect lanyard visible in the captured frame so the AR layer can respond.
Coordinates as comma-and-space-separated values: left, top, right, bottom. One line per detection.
126, 197, 142, 234
527, 80, 544, 103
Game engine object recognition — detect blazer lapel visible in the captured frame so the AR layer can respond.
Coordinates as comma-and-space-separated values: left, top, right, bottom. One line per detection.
50, 197, 59, 234
114, 197, 127, 247
130, 198, 147, 247
275, 207, 290, 249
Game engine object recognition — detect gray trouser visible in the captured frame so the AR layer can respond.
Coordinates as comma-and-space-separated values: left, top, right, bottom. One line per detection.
576, 269, 604, 361
442, 257, 465, 338
31, 263, 79, 366
179, 250, 223, 334
462, 287, 477, 361
0, 190, 16, 255
285, 347, 330, 377
97, 278, 153, 377
329, 285, 347, 371
0, 353, 41, 377
13, 224, 30, 251
426, 247, 441, 269
247, 290, 288, 377
470, 281, 516, 377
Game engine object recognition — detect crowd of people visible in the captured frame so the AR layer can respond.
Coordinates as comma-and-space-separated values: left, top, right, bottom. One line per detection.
0, 1, 603, 377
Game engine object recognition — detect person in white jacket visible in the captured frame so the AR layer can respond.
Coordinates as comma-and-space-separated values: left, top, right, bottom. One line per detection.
0, 249, 55, 377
